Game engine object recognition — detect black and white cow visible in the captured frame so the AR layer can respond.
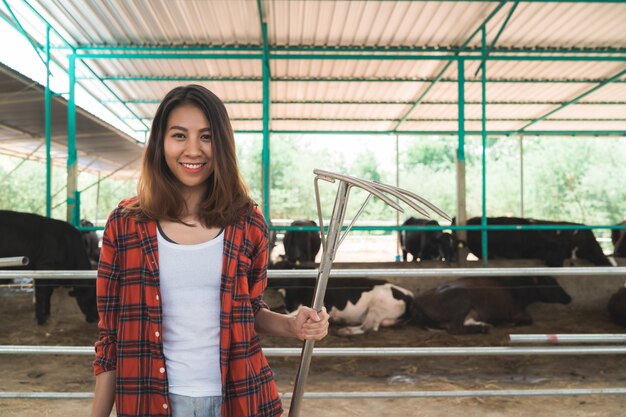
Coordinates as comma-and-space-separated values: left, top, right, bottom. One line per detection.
282, 220, 322, 267
607, 285, 626, 327
399, 217, 456, 262
0, 210, 97, 325
268, 277, 414, 336
465, 216, 611, 267
612, 221, 626, 257
411, 276, 572, 334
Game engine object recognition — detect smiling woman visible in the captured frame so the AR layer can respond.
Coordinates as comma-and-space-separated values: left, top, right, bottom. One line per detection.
164, 104, 214, 192
89, 85, 330, 417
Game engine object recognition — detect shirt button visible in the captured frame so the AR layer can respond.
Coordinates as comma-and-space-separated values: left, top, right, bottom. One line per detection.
159, 367, 165, 374
155, 331, 160, 337
162, 403, 168, 409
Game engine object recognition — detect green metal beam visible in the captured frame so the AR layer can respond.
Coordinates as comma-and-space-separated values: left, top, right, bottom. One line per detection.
246, 130, 626, 136
67, 54, 78, 226
518, 67, 626, 132
45, 25, 51, 217
271, 223, 626, 233
76, 52, 263, 60
106, 99, 626, 106
74, 45, 263, 52
97, 76, 262, 82
72, 51, 626, 62
392, 1, 508, 132
257, 0, 271, 221
91, 75, 626, 83
129, 116, 622, 123
458, 59, 466, 163
474, 0, 520, 76
67, 44, 626, 55
480, 26, 488, 266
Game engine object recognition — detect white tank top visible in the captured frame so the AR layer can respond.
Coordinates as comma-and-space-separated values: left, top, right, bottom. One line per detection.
157, 226, 224, 397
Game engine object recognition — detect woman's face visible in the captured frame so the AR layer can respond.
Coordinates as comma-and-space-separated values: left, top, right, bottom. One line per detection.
163, 103, 214, 196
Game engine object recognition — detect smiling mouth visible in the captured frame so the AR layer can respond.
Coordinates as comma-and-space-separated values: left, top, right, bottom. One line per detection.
180, 162, 206, 169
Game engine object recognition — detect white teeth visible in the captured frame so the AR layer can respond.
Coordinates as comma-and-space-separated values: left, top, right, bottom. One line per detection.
181, 163, 204, 169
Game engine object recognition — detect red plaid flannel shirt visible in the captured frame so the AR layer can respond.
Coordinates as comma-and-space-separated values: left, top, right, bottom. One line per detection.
94, 198, 282, 416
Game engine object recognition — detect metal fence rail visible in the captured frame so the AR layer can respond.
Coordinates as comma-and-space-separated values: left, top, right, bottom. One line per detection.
2, 345, 626, 357
2, 266, 626, 402
1, 267, 626, 280
3, 388, 626, 400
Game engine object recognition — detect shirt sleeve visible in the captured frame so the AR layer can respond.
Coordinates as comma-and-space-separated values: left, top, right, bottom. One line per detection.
93, 209, 121, 375
249, 208, 270, 315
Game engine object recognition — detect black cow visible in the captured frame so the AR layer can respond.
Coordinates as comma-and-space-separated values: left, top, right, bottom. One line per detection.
411, 276, 572, 334
612, 221, 626, 257
530, 219, 612, 266
268, 277, 414, 336
465, 216, 611, 267
282, 220, 322, 266
399, 217, 456, 262
607, 285, 626, 327
0, 210, 97, 325
80, 219, 101, 268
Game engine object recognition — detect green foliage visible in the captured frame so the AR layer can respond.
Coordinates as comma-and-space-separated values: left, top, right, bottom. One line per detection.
1, 135, 625, 233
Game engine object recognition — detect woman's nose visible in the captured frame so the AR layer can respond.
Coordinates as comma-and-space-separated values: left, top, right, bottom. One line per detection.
184, 137, 202, 155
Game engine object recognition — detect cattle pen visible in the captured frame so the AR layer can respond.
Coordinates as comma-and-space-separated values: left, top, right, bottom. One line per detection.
2, 263, 626, 416
1, 0, 626, 416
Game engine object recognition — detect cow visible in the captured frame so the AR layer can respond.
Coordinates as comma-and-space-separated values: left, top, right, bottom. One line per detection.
530, 219, 612, 266
411, 275, 572, 334
465, 216, 611, 267
607, 285, 626, 327
612, 221, 626, 257
79, 219, 101, 268
399, 217, 456, 262
267, 277, 414, 336
0, 210, 97, 325
282, 220, 322, 267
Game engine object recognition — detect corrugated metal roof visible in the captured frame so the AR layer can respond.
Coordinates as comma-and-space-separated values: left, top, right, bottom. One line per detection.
0, 0, 625, 176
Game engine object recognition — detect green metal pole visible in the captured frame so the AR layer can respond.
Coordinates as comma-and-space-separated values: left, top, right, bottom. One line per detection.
67, 54, 78, 226
480, 27, 488, 267
456, 58, 468, 264
258, 0, 271, 221
45, 25, 52, 218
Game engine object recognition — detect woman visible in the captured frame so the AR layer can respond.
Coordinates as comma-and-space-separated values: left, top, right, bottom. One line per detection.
90, 85, 329, 417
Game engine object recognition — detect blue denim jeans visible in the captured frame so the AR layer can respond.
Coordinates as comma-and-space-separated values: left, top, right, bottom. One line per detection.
169, 393, 222, 417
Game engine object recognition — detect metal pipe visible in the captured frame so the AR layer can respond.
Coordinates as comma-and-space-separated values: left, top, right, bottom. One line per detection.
2, 267, 626, 280
510, 334, 626, 344
45, 24, 52, 218
282, 388, 626, 399
289, 181, 352, 417
3, 388, 626, 400
270, 223, 626, 232
480, 26, 488, 267
3, 345, 626, 357
66, 54, 78, 226
0, 257, 29, 267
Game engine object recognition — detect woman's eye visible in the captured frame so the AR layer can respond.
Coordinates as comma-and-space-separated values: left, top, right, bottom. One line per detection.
201, 135, 212, 142
172, 133, 185, 139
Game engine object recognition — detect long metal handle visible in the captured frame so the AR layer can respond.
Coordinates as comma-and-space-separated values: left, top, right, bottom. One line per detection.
289, 181, 350, 417
288, 170, 450, 416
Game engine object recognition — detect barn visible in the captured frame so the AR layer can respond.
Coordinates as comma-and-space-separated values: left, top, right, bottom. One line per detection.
1, 1, 626, 416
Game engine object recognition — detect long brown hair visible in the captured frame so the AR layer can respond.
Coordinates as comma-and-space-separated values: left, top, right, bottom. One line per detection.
125, 84, 253, 227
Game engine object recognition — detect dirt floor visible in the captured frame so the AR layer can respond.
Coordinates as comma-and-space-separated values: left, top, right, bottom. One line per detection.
1, 276, 626, 417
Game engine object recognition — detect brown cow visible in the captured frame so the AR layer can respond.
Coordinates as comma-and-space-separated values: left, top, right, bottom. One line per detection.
411, 276, 572, 334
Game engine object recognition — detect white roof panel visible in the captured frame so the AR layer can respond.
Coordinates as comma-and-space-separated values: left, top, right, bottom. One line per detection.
1, 0, 625, 176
